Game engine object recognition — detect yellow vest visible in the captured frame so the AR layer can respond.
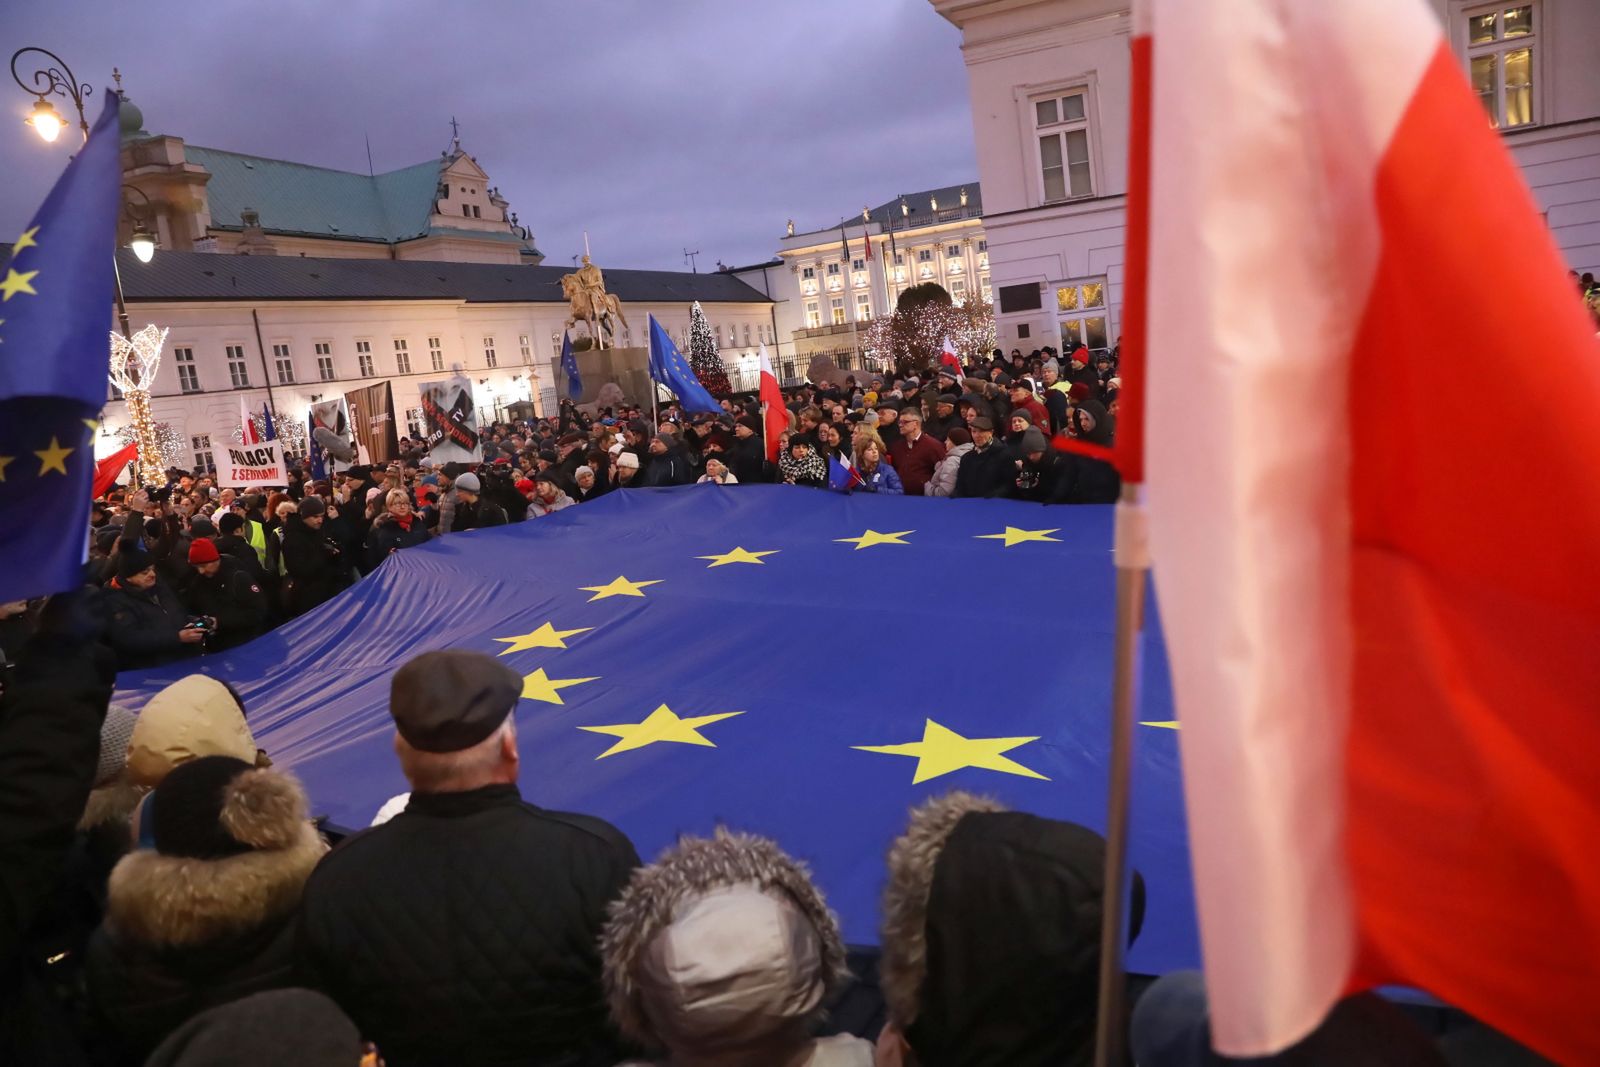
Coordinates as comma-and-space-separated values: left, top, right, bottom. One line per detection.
244, 519, 267, 567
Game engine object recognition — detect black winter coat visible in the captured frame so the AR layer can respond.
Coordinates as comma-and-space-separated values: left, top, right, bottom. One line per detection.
364, 514, 430, 570
296, 785, 640, 1067
280, 516, 347, 617
180, 559, 269, 650
728, 435, 768, 484
640, 446, 692, 488
102, 579, 198, 671
954, 442, 1015, 499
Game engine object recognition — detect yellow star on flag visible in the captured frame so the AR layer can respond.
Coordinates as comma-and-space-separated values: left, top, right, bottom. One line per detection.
579, 704, 744, 759
0, 454, 13, 483
34, 436, 74, 476
83, 418, 100, 434
1140, 721, 1181, 730
493, 621, 592, 656
580, 575, 662, 601
975, 526, 1062, 547
854, 718, 1049, 784
834, 529, 914, 550
519, 667, 599, 705
696, 546, 779, 568
11, 227, 39, 254
0, 268, 39, 302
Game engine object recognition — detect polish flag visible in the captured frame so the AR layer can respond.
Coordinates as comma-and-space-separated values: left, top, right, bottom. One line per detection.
239, 395, 260, 445
938, 335, 962, 378
1136, 0, 1600, 1062
756, 343, 786, 463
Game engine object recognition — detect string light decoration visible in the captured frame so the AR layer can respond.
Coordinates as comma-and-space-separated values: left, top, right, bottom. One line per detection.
864, 298, 995, 377
231, 411, 308, 457
108, 324, 170, 486
114, 420, 184, 470
687, 301, 731, 397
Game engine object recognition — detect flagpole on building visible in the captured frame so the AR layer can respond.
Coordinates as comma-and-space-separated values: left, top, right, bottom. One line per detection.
1093, 9, 1153, 1065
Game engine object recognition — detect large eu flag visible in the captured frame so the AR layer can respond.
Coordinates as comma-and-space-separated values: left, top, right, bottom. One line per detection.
0, 92, 122, 603
114, 486, 1198, 972
647, 313, 720, 414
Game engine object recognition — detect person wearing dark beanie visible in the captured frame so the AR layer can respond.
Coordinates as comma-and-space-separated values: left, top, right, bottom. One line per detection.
213, 511, 268, 582
730, 414, 769, 484
85, 757, 325, 1063
103, 546, 203, 671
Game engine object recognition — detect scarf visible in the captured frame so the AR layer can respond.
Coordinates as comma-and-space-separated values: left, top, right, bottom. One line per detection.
392, 512, 414, 532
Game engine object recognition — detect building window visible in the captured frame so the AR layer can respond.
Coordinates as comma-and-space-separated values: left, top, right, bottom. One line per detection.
356, 339, 373, 377
950, 278, 967, 304
192, 433, 213, 472
805, 300, 821, 328
830, 297, 846, 326
981, 277, 993, 303
1035, 90, 1094, 201
314, 342, 334, 381
1465, 4, 1536, 128
472, 205, 481, 218
519, 334, 532, 364
801, 266, 815, 279
977, 239, 988, 252
852, 258, 865, 271
226, 344, 249, 388
1057, 276, 1110, 357
394, 338, 411, 375
462, 205, 471, 217
174, 346, 200, 393
428, 336, 443, 371
893, 252, 904, 265
946, 245, 961, 257
743, 323, 752, 346
855, 293, 871, 320
483, 337, 497, 368
917, 248, 933, 262
272, 343, 295, 384
551, 332, 563, 356
826, 262, 839, 275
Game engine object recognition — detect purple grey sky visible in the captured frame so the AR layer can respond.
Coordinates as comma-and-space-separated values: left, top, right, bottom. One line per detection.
0, 0, 976, 271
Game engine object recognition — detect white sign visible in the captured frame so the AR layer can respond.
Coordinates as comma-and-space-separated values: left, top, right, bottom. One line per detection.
216, 438, 288, 488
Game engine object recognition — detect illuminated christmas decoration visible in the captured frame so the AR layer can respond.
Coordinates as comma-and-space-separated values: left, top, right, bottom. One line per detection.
687, 301, 731, 397
232, 411, 308, 456
114, 419, 184, 470
108, 324, 170, 486
864, 296, 995, 377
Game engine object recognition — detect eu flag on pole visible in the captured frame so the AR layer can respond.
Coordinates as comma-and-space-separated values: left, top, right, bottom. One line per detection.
0, 91, 122, 603
560, 330, 582, 400
646, 314, 719, 414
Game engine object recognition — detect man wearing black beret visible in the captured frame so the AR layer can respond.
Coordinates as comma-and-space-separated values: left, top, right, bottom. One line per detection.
297, 650, 640, 1066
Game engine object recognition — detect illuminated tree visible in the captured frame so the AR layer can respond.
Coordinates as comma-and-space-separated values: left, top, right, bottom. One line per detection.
687, 301, 731, 396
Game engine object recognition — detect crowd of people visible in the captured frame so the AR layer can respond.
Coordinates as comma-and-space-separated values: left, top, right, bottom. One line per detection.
0, 338, 1552, 1064
3, 631, 1517, 1067
69, 345, 1124, 672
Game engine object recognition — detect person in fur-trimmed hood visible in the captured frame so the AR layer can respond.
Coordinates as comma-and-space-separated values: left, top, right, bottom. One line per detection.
86, 756, 325, 1064
603, 828, 874, 1067
875, 792, 1146, 1067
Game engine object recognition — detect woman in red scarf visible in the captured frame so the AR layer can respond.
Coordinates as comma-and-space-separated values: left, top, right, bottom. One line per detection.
365, 489, 430, 571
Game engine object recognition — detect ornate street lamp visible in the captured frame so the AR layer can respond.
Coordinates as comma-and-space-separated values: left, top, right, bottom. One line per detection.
123, 184, 156, 262
10, 46, 92, 143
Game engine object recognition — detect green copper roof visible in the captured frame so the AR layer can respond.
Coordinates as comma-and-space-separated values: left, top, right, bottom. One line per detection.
186, 146, 445, 243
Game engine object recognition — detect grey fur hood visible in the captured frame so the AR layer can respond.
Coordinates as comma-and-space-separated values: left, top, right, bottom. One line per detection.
601, 828, 853, 1063
105, 768, 325, 948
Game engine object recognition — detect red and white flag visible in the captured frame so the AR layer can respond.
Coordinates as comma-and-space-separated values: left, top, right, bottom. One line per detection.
756, 343, 786, 463
1137, 0, 1600, 1061
938, 335, 962, 377
239, 395, 260, 445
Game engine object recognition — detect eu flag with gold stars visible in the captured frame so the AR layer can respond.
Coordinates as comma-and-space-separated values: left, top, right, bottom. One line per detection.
647, 313, 720, 413
112, 486, 1198, 973
0, 91, 122, 603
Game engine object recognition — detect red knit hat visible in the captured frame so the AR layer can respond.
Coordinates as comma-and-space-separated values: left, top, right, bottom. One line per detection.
188, 538, 220, 565
1069, 382, 1093, 401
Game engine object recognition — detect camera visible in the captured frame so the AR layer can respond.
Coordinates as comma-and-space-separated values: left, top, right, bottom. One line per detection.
185, 617, 213, 632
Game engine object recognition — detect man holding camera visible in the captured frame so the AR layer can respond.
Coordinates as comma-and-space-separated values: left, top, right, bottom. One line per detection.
103, 546, 207, 670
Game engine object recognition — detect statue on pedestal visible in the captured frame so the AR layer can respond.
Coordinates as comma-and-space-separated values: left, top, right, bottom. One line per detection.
561, 254, 629, 349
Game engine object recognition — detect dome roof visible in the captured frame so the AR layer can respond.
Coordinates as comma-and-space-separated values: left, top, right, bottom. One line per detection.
117, 93, 147, 141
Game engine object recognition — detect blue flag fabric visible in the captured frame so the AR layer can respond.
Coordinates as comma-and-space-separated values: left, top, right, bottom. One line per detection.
261, 403, 277, 441
647, 314, 720, 414
0, 92, 122, 602
560, 330, 582, 400
827, 454, 861, 492
112, 487, 1197, 972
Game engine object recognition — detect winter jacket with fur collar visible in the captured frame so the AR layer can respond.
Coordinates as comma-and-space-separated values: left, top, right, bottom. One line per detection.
603, 828, 873, 1067
85, 772, 324, 1065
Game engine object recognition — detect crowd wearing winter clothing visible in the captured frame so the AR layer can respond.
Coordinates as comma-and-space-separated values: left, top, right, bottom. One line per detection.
0, 580, 1550, 1066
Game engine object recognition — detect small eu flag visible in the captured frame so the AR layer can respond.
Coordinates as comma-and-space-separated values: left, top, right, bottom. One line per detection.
560, 330, 582, 400
647, 314, 720, 414
0, 91, 122, 603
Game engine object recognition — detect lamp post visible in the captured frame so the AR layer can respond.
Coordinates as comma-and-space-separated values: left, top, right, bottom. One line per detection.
13, 47, 167, 483
12, 46, 139, 337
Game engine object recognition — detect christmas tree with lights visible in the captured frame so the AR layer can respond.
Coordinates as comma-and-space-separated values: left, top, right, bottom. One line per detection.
687, 301, 731, 397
